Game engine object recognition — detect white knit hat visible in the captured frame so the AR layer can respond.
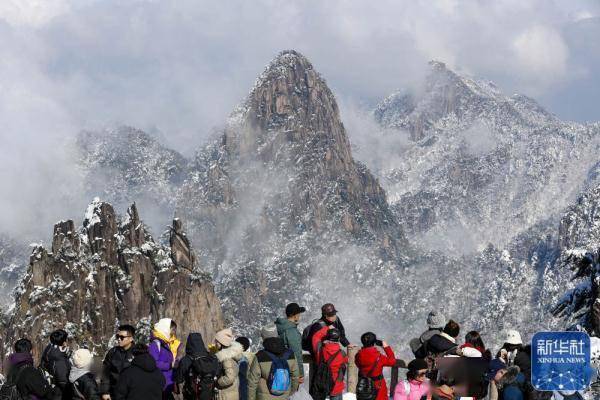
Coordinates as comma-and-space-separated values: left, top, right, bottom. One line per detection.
505, 330, 523, 345
72, 349, 93, 369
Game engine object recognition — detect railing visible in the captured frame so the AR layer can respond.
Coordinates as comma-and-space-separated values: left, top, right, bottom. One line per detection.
303, 349, 407, 397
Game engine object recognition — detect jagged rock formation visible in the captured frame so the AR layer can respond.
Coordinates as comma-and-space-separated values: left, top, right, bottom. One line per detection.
177, 50, 408, 335
2, 199, 223, 359
371, 61, 600, 254
69, 51, 410, 338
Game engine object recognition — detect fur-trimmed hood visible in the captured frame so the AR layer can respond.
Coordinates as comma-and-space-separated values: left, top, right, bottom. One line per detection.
498, 366, 524, 389
216, 341, 244, 362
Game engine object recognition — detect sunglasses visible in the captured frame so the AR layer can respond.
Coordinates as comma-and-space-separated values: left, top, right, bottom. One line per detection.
115, 334, 131, 341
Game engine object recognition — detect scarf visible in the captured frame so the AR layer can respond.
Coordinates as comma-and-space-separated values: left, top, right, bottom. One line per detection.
152, 329, 181, 358
69, 366, 89, 383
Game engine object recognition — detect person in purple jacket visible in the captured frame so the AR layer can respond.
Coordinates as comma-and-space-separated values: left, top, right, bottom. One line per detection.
149, 318, 178, 400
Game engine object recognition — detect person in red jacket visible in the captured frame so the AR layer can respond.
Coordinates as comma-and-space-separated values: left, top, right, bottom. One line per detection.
355, 332, 397, 400
311, 326, 349, 400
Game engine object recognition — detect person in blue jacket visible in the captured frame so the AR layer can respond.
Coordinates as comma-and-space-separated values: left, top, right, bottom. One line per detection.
487, 358, 526, 400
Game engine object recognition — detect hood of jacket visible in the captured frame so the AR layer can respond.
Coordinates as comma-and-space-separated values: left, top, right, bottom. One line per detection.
275, 317, 297, 334
420, 329, 441, 342
185, 333, 209, 357
44, 344, 70, 361
132, 352, 159, 372
216, 341, 244, 362
8, 352, 33, 367
460, 343, 483, 358
439, 332, 456, 343
69, 365, 90, 383
154, 318, 172, 339
152, 321, 181, 358
498, 366, 524, 388
263, 337, 286, 356
319, 342, 344, 359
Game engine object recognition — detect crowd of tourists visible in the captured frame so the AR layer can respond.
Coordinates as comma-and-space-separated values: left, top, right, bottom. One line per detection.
0, 305, 585, 400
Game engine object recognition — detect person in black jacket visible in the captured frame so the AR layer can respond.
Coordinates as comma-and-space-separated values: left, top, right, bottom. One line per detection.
100, 325, 136, 400
174, 333, 220, 400
5, 338, 58, 399
41, 329, 71, 399
427, 320, 460, 356
409, 310, 446, 358
114, 344, 166, 400
307, 303, 351, 352
68, 348, 100, 400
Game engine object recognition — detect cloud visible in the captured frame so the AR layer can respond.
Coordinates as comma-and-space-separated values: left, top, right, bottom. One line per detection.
460, 120, 497, 156
0, 0, 70, 27
1, 0, 600, 241
512, 26, 570, 91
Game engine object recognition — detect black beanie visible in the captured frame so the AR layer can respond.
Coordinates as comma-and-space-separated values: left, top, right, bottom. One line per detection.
407, 358, 428, 371
235, 337, 251, 352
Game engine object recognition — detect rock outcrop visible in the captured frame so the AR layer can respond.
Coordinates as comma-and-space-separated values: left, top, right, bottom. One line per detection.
47, 51, 414, 340
174, 51, 409, 335
2, 199, 223, 360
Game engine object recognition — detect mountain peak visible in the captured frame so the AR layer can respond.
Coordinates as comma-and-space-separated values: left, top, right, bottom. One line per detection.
375, 60, 557, 139
229, 50, 335, 129
226, 49, 351, 164
259, 50, 314, 81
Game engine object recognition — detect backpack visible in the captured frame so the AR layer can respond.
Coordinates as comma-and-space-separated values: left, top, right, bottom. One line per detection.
265, 350, 292, 396
189, 354, 220, 399
301, 320, 324, 352
0, 366, 28, 400
356, 355, 381, 400
70, 380, 86, 400
191, 354, 220, 382
40, 347, 55, 387
310, 347, 344, 400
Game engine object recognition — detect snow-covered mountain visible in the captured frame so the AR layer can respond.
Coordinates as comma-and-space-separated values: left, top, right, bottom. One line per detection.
2, 51, 600, 352
371, 61, 600, 255
70, 51, 411, 339
352, 60, 600, 348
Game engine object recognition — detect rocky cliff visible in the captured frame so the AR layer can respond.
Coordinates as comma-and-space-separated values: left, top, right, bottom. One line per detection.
2, 199, 223, 360
176, 50, 409, 335
70, 51, 410, 338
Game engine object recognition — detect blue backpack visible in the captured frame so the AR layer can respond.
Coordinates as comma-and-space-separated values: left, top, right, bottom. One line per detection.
265, 350, 292, 396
